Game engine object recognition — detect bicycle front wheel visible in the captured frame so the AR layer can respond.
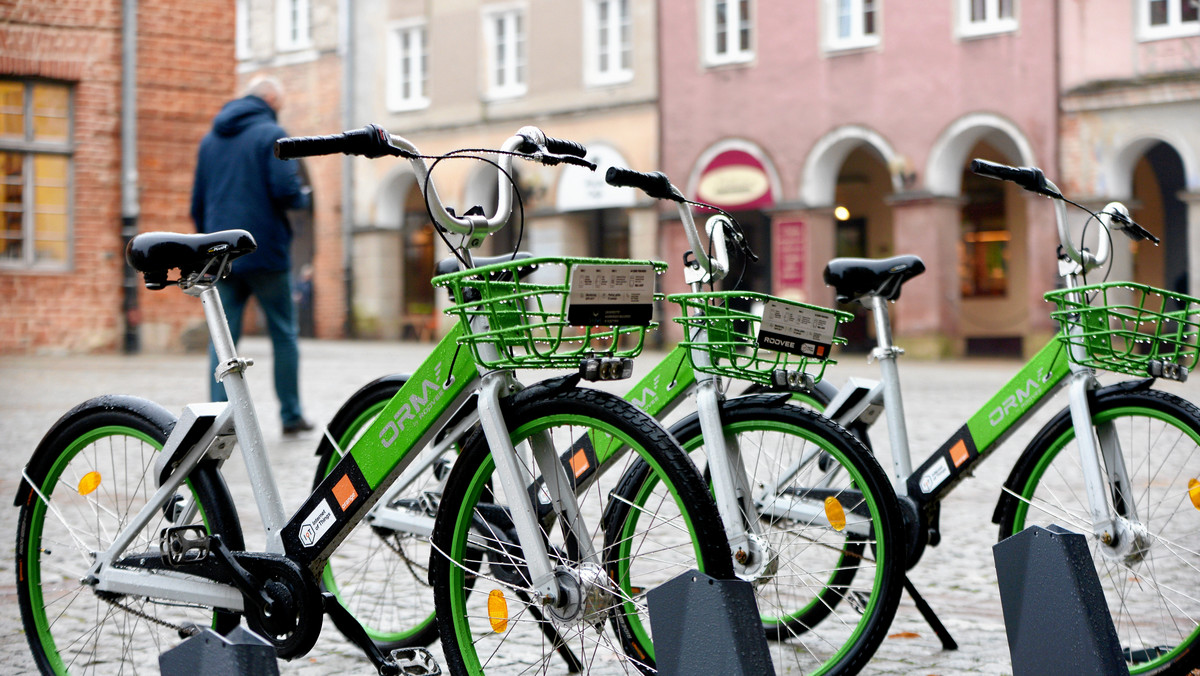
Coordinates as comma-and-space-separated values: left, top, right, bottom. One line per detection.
609, 396, 904, 675
430, 384, 732, 675
315, 374, 444, 651
15, 396, 243, 675
997, 387, 1200, 676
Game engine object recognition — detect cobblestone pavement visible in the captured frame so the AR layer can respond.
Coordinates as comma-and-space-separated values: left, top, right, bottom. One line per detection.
3, 337, 1197, 675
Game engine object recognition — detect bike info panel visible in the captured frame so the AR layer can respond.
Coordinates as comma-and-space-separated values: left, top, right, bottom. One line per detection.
567, 264, 656, 326
757, 299, 837, 359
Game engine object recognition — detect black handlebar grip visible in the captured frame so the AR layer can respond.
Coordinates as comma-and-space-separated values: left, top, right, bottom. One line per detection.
274, 124, 391, 160
543, 136, 588, 158
605, 167, 684, 202
970, 159, 1060, 197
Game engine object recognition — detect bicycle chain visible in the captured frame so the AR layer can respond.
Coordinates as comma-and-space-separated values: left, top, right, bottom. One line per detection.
383, 532, 431, 586
97, 590, 198, 636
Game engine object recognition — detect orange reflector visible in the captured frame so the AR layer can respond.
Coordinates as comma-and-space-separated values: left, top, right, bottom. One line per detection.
487, 589, 508, 633
1189, 478, 1200, 511
77, 471, 101, 496
825, 496, 846, 531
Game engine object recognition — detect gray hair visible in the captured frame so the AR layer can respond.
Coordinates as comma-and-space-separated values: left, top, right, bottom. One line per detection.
243, 76, 285, 110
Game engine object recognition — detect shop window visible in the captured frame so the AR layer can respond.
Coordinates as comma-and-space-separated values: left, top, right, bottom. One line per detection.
1, 79, 72, 270
960, 170, 1008, 297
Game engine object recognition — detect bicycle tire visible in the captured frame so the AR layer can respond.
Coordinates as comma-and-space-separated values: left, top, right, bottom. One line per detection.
15, 396, 243, 676
430, 382, 733, 675
996, 386, 1200, 676
314, 374, 443, 651
608, 395, 904, 675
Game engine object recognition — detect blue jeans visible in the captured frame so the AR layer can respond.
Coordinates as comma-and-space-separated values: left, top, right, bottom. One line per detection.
208, 270, 304, 426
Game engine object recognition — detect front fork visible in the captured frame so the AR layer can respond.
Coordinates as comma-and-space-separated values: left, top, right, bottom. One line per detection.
1065, 371, 1140, 555
694, 376, 767, 575
474, 370, 597, 606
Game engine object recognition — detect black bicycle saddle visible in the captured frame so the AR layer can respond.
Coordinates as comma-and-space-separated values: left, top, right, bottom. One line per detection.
126, 230, 257, 290
823, 255, 926, 304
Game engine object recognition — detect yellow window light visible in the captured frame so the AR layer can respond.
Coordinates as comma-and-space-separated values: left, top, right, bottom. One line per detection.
825, 496, 847, 531
487, 589, 509, 633
834, 206, 850, 221
77, 471, 101, 496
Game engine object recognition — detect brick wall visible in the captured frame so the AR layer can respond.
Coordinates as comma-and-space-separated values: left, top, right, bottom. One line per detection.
0, 0, 235, 354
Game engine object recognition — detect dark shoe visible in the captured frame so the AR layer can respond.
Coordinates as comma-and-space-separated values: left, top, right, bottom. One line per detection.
283, 418, 314, 435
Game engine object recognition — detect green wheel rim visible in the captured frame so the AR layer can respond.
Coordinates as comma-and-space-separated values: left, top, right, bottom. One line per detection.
1011, 405, 1200, 674
445, 412, 705, 674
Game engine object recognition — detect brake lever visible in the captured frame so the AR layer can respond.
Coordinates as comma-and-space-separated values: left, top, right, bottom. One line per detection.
530, 151, 596, 171
1107, 210, 1160, 245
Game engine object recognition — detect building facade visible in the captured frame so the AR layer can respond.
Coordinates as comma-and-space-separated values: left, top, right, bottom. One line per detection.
1, 0, 236, 353
344, 0, 660, 340
236, 0, 347, 339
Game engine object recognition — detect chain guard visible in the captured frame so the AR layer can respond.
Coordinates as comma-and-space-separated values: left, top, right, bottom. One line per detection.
235, 552, 324, 660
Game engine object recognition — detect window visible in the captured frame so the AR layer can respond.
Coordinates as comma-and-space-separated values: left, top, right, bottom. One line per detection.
703, 0, 753, 66
276, 0, 312, 52
825, 0, 880, 51
484, 5, 527, 99
960, 170, 1009, 298
236, 0, 252, 60
0, 80, 72, 269
1139, 0, 1199, 40
585, 0, 633, 86
387, 21, 429, 111
958, 0, 1017, 37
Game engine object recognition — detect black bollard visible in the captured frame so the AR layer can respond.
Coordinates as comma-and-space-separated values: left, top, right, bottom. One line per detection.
159, 626, 279, 676
646, 569, 774, 676
992, 524, 1127, 676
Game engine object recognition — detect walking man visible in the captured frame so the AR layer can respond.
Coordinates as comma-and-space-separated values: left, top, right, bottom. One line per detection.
191, 76, 313, 435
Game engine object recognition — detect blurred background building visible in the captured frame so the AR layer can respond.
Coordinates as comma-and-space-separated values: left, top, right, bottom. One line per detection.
3, 0, 1197, 356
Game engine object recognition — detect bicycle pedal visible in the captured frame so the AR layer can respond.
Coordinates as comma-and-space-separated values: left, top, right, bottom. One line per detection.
388, 647, 441, 675
160, 525, 210, 566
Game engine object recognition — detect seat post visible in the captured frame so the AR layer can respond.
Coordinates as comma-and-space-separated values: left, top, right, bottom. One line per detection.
868, 294, 914, 495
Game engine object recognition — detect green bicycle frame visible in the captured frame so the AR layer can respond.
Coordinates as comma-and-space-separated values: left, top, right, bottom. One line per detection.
903, 337, 1073, 505
282, 323, 480, 572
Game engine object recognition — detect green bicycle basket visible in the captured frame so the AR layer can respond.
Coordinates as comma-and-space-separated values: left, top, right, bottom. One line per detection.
667, 291, 852, 389
1044, 281, 1200, 380
432, 256, 667, 370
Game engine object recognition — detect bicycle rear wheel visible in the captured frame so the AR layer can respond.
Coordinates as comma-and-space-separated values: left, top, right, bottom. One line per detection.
15, 396, 243, 676
315, 375, 444, 651
997, 387, 1200, 676
430, 383, 733, 675
608, 396, 904, 675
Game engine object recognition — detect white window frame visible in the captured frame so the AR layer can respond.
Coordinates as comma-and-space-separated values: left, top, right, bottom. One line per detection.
483, 4, 528, 100
1138, 0, 1200, 41
275, 0, 312, 52
957, 0, 1018, 38
824, 0, 881, 52
702, 0, 754, 67
584, 0, 634, 86
236, 0, 252, 60
386, 20, 430, 112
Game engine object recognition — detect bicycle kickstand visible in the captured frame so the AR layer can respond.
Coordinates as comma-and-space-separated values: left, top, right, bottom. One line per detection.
903, 576, 958, 651
322, 592, 443, 675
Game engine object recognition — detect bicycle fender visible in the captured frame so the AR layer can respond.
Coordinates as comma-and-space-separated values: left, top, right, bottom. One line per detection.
14, 394, 177, 508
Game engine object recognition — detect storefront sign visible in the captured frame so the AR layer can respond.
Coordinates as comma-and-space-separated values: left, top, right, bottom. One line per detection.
695, 149, 774, 210
774, 220, 806, 301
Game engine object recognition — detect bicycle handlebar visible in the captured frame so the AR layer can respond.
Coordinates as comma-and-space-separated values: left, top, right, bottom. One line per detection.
605, 166, 728, 281
274, 125, 591, 246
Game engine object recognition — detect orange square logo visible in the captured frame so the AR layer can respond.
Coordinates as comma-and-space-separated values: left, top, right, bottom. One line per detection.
570, 449, 590, 479
333, 474, 358, 512
949, 440, 969, 467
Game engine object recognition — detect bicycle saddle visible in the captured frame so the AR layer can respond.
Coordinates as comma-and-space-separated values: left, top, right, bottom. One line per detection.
126, 230, 258, 290
823, 255, 926, 304
434, 251, 537, 281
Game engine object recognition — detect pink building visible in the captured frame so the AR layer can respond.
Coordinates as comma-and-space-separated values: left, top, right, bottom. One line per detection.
656, 0, 1198, 357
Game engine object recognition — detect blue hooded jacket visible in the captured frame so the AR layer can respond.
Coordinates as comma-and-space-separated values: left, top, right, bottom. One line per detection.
190, 95, 310, 274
